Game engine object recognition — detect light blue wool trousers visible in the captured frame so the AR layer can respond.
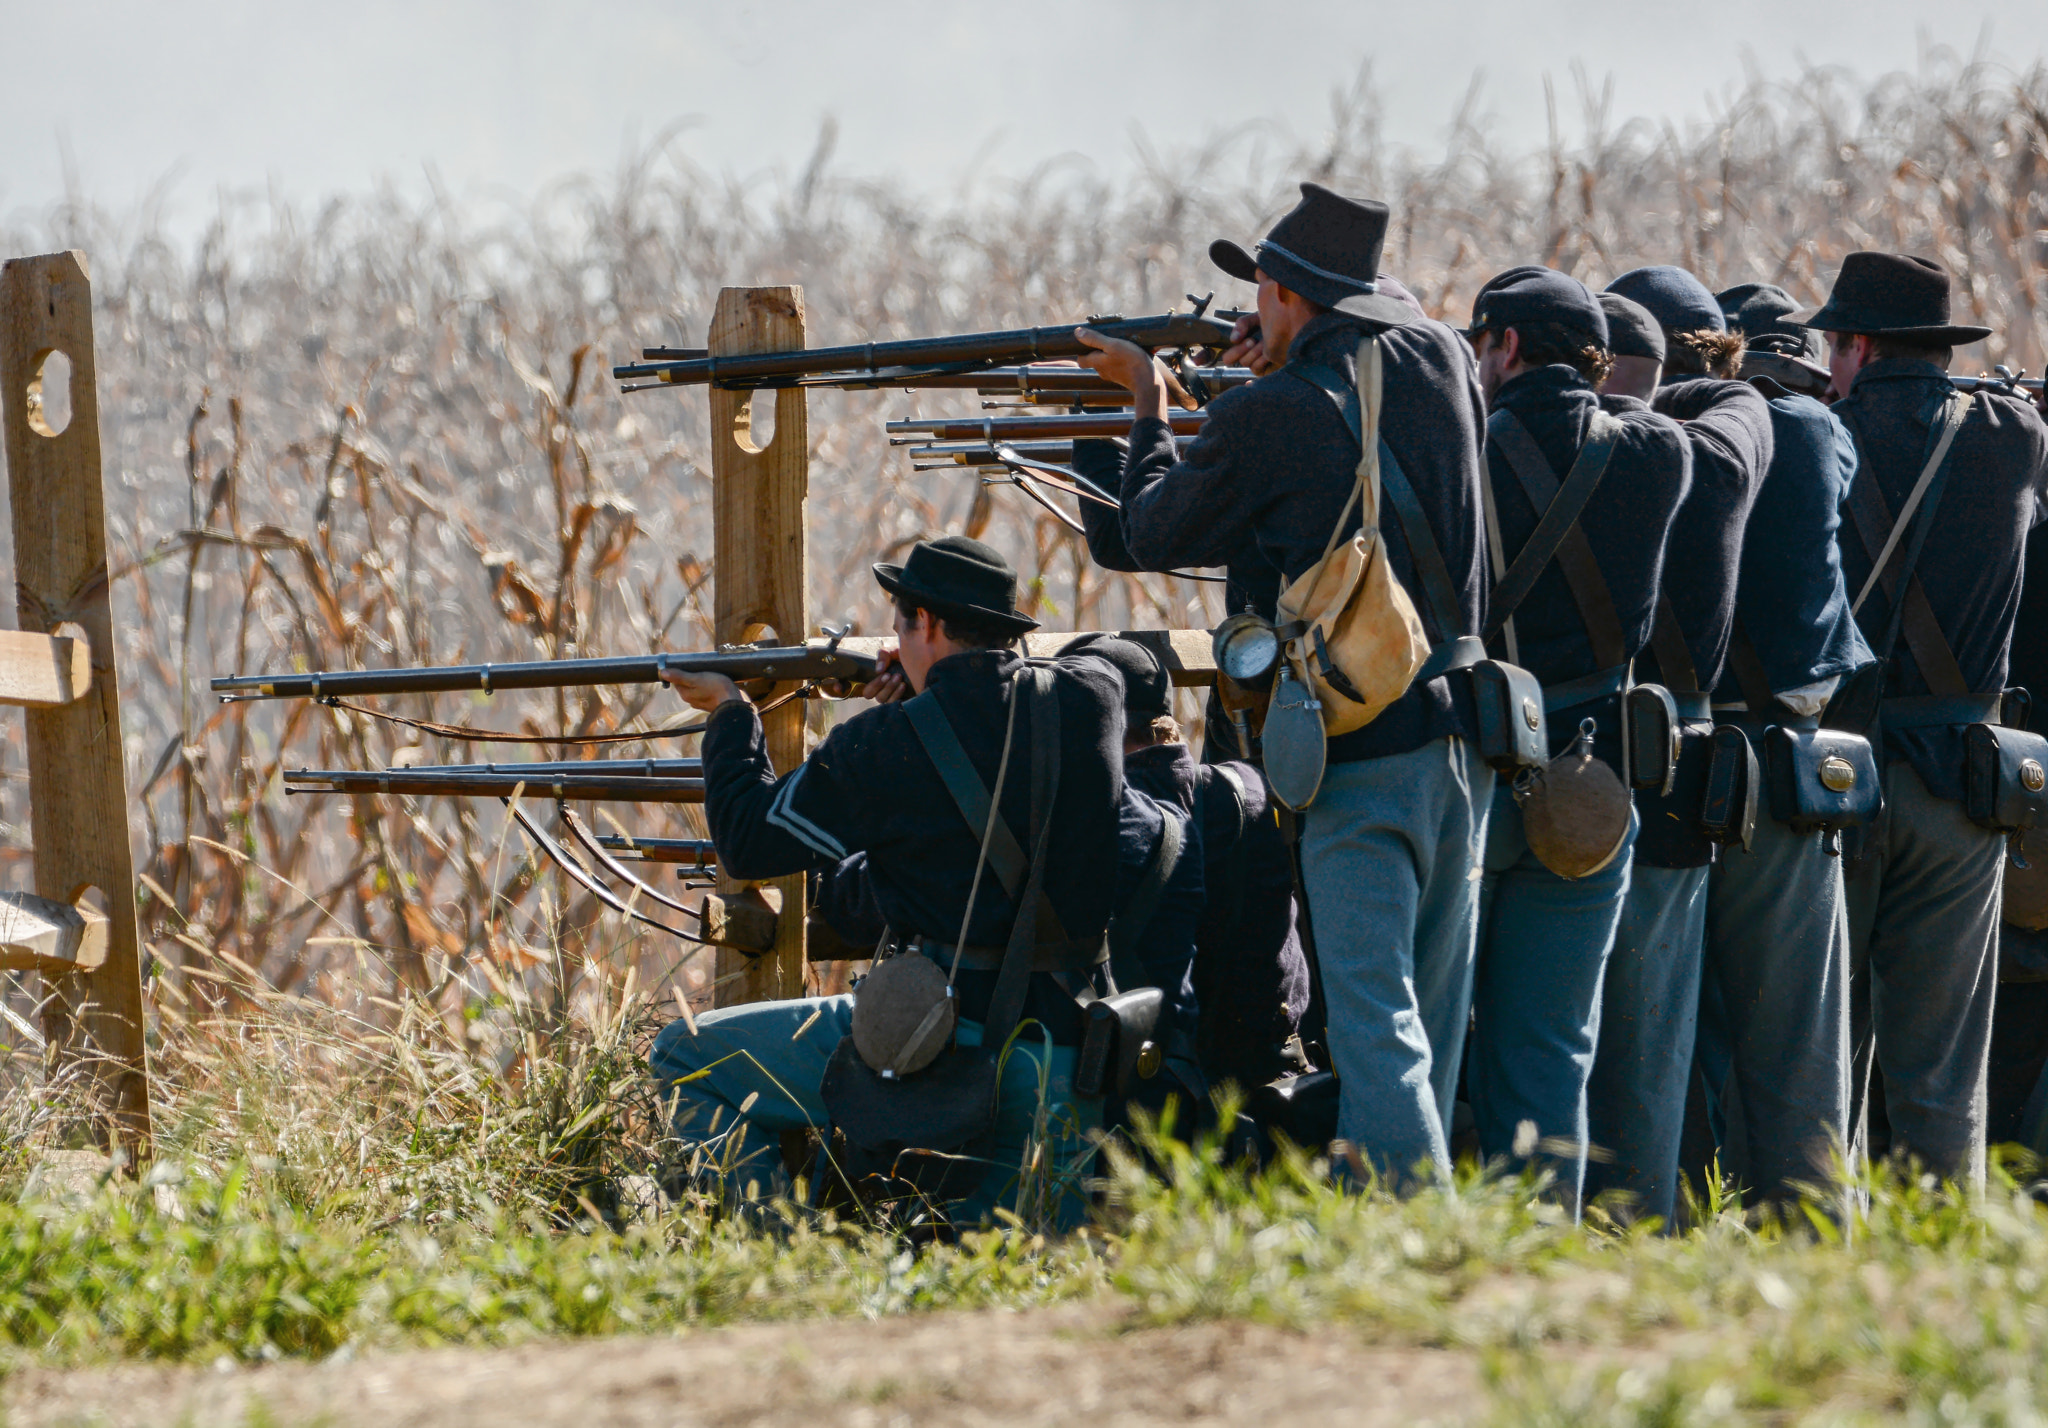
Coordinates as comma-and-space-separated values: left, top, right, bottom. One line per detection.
1697, 813, 1853, 1203
1584, 861, 1710, 1224
1845, 760, 2005, 1188
647, 994, 1098, 1225
1300, 736, 1494, 1183
1469, 783, 1638, 1214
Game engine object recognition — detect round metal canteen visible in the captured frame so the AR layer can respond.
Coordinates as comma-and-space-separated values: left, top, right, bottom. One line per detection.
851, 954, 957, 1078
1212, 613, 1282, 685
1519, 718, 1632, 880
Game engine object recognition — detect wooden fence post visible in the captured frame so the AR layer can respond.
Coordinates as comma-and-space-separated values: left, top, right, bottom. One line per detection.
0, 251, 152, 1159
708, 287, 810, 1005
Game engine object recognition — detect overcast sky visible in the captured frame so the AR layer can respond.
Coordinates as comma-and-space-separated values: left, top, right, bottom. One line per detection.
6, 0, 2047, 232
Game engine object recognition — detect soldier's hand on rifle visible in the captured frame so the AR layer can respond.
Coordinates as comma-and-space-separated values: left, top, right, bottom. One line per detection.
857, 647, 913, 705
1074, 328, 1172, 425
1220, 311, 1272, 374
663, 669, 747, 712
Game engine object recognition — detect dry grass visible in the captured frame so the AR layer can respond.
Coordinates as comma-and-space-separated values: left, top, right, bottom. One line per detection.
0, 53, 2043, 1138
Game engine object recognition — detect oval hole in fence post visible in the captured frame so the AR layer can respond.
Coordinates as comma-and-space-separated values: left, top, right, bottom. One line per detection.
730, 388, 777, 455
26, 349, 73, 438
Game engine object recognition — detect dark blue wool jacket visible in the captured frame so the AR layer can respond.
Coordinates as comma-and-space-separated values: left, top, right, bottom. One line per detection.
1647, 377, 1774, 692
1124, 742, 1307, 1088
1088, 310, 1491, 765
1482, 366, 1690, 701
703, 648, 1127, 1041
1717, 390, 1871, 696
1832, 359, 2048, 799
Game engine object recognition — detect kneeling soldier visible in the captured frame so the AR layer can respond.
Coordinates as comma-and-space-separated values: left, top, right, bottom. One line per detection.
651, 536, 1149, 1225
1070, 634, 1310, 1094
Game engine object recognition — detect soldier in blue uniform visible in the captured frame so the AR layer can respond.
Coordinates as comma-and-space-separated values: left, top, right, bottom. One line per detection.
1579, 268, 1770, 1221
1663, 281, 1875, 1212
1811, 253, 2048, 1186
1070, 183, 1493, 1181
1460, 268, 1690, 1212
1068, 633, 1310, 1093
649, 536, 1195, 1223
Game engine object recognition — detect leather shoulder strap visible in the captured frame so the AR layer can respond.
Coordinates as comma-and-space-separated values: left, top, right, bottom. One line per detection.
1726, 617, 1776, 711
1836, 404, 1972, 696
1283, 359, 1464, 640
984, 665, 1066, 1046
1649, 596, 1701, 695
1485, 409, 1629, 667
1483, 410, 1624, 642
904, 687, 1028, 898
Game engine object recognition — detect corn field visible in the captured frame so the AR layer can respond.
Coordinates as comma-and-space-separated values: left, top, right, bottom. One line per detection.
0, 54, 2045, 1071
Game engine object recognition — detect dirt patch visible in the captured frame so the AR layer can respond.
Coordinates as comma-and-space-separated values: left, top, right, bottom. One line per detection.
3, 1305, 1483, 1427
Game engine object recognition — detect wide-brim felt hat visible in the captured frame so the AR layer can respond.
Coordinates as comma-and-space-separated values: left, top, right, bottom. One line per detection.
1210, 182, 1418, 329
873, 534, 1039, 635
1795, 252, 1991, 345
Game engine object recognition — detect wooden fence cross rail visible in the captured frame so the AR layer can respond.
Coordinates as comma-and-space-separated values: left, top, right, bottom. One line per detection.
0, 250, 153, 1161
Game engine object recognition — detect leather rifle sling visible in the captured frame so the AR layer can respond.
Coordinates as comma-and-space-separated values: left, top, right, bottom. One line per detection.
1485, 410, 1631, 669
1837, 398, 1974, 697
1106, 806, 1186, 992
1283, 360, 1465, 642
983, 666, 1064, 1048
906, 688, 1029, 898
1483, 411, 1626, 649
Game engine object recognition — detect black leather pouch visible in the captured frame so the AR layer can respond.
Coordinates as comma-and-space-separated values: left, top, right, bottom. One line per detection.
1699, 725, 1760, 851
1964, 723, 2048, 835
1244, 1070, 1340, 1153
1627, 683, 1681, 795
1467, 660, 1548, 772
1631, 723, 1717, 868
1074, 987, 1164, 1099
820, 1035, 999, 1202
1763, 725, 1882, 852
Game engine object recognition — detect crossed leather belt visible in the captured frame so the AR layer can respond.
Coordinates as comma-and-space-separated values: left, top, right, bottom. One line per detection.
1880, 693, 2004, 729
909, 934, 1109, 974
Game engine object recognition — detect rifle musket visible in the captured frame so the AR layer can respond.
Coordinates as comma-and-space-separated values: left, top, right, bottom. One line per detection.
611, 312, 1237, 390
213, 636, 881, 702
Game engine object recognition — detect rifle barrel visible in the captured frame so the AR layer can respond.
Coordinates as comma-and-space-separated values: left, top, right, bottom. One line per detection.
888, 411, 1209, 441
613, 313, 1236, 389
392, 758, 702, 777
213, 638, 879, 701
1951, 373, 2045, 393
283, 769, 706, 802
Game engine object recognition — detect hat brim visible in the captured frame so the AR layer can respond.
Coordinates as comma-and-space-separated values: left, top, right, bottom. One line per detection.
1792, 302, 1990, 345
872, 563, 1040, 636
1209, 238, 1416, 328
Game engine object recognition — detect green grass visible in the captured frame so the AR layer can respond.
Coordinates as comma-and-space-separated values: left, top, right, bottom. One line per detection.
15, 1123, 2048, 1428
14, 983, 2048, 1425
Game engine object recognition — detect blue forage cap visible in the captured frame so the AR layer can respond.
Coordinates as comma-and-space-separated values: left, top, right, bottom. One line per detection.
1598, 293, 1666, 363
1466, 266, 1609, 348
1606, 266, 1726, 335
